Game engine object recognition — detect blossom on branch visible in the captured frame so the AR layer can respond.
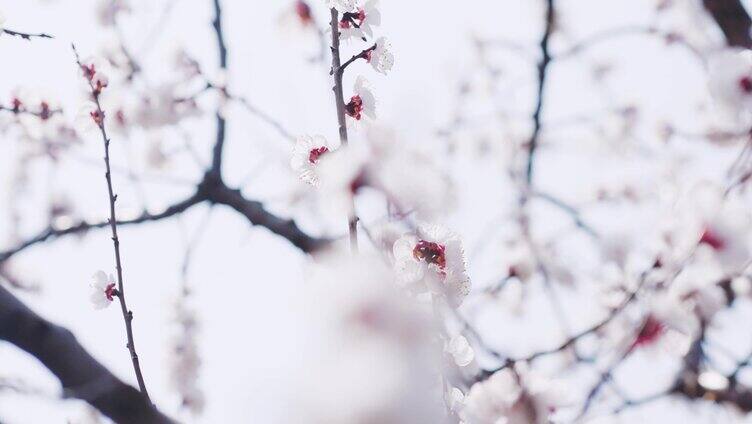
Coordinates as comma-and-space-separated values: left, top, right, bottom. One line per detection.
345, 76, 376, 121
339, 0, 381, 40
89, 271, 116, 310
367, 36, 394, 74
393, 224, 471, 307
325, 0, 359, 13
291, 134, 336, 185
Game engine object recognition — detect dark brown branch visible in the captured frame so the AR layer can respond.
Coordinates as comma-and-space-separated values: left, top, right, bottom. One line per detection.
329, 8, 359, 252
2, 29, 53, 40
209, 0, 229, 175
525, 0, 554, 184
0, 193, 204, 264
703, 0, 752, 48
73, 45, 150, 400
0, 285, 172, 423
200, 173, 330, 253
339, 44, 377, 74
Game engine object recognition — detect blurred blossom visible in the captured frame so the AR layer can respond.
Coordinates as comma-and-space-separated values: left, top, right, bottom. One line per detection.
393, 223, 471, 307
289, 252, 445, 423
462, 368, 566, 424
168, 292, 204, 416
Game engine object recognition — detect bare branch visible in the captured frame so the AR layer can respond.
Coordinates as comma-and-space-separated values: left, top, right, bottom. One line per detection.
73, 45, 150, 400
2, 29, 53, 40
0, 285, 172, 423
703, 0, 752, 48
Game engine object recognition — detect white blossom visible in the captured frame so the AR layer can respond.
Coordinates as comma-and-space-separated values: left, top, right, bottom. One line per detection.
367, 36, 394, 74
708, 48, 752, 114
393, 223, 471, 306
89, 271, 116, 310
462, 369, 564, 424
345, 76, 377, 122
96, 0, 130, 27
340, 0, 381, 40
445, 335, 475, 367
168, 294, 204, 416
325, 0, 359, 13
290, 134, 334, 186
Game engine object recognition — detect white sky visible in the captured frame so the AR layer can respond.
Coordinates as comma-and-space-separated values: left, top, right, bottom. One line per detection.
1, 0, 752, 422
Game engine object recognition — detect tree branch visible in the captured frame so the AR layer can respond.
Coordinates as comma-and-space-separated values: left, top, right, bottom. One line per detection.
703, 0, 752, 48
0, 285, 172, 423
2, 29, 53, 40
0, 193, 204, 265
73, 45, 150, 400
209, 0, 228, 175
525, 0, 554, 185
200, 173, 330, 253
329, 8, 359, 252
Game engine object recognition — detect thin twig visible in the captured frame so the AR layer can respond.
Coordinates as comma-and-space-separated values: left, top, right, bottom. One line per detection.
329, 8, 359, 252
2, 29, 53, 40
525, 0, 554, 184
72, 45, 150, 401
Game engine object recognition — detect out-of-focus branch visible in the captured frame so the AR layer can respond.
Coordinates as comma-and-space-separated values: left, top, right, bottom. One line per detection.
209, 0, 229, 175
0, 193, 204, 264
525, 0, 554, 185
703, 0, 752, 48
1, 29, 53, 40
200, 172, 330, 253
0, 285, 172, 423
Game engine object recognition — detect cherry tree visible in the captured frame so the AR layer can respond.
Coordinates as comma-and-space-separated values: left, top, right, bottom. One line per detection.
2, 0, 752, 423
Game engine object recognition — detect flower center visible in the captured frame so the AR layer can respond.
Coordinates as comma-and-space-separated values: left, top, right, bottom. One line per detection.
295, 1, 312, 24
90, 109, 105, 126
345, 95, 364, 120
105, 283, 117, 301
339, 10, 366, 29
634, 315, 665, 347
740, 76, 752, 94
413, 240, 447, 269
308, 146, 329, 164
699, 228, 725, 251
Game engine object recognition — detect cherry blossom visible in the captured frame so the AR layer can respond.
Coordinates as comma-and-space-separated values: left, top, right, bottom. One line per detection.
168, 295, 204, 416
345, 76, 376, 121
708, 48, 752, 115
339, 0, 381, 40
290, 134, 334, 185
291, 252, 442, 423
96, 0, 130, 27
89, 271, 116, 310
367, 36, 394, 75
445, 334, 475, 367
324, 0, 359, 13
462, 368, 564, 424
79, 57, 110, 96
393, 224, 471, 306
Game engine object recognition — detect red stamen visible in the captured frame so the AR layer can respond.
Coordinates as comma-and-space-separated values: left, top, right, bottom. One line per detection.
633, 315, 665, 348
700, 228, 725, 251
105, 283, 117, 301
740, 76, 752, 94
308, 146, 329, 164
413, 240, 447, 270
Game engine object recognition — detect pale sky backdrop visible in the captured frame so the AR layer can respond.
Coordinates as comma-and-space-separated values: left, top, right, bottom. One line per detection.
1, 0, 751, 422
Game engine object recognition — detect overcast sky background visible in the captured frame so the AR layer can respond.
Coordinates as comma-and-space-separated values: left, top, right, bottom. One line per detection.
1, 0, 752, 422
